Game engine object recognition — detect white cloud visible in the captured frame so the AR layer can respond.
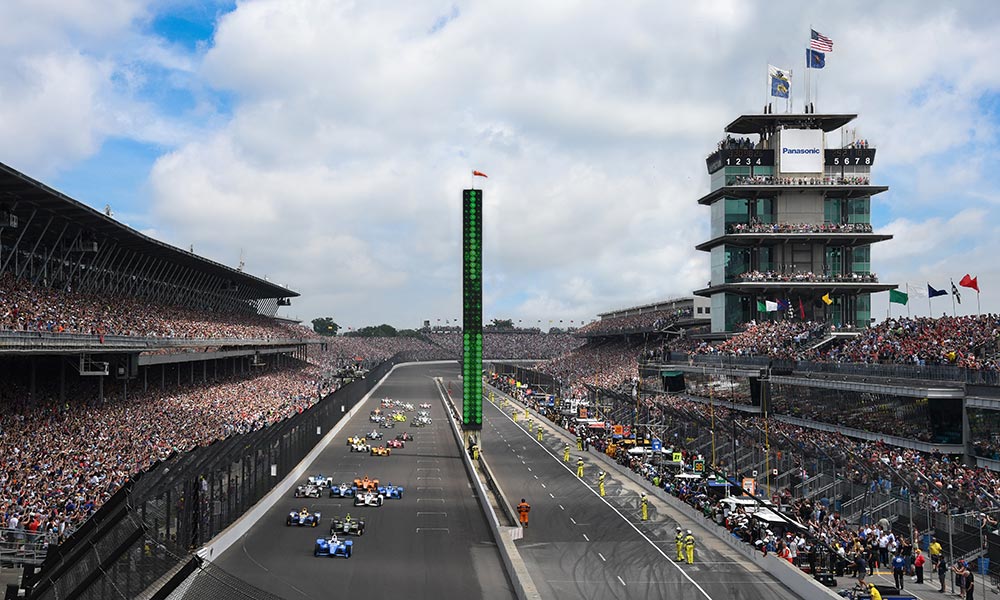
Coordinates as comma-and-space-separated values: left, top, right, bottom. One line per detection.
6, 0, 1000, 327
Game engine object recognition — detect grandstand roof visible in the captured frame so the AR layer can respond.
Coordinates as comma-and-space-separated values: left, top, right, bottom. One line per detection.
694, 281, 896, 297
725, 113, 857, 135
0, 161, 297, 299
596, 296, 706, 319
696, 184, 888, 206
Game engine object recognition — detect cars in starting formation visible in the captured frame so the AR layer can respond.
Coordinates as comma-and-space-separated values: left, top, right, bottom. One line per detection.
289, 395, 431, 559
287, 507, 322, 527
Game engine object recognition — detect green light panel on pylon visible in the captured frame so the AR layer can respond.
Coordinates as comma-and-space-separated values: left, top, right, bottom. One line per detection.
462, 189, 483, 430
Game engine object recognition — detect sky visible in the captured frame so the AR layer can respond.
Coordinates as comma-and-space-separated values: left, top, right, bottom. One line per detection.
1, 0, 999, 329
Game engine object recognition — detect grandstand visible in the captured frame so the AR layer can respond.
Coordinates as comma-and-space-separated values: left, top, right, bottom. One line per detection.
696, 114, 895, 333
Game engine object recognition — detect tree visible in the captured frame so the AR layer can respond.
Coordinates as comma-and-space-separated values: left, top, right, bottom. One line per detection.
312, 317, 340, 336
490, 318, 515, 330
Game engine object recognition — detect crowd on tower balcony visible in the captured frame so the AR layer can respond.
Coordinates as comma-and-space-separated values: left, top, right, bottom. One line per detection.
716, 135, 756, 151
0, 365, 326, 543
730, 175, 870, 186
691, 320, 829, 360
575, 307, 694, 336
845, 139, 872, 149
737, 271, 879, 284
727, 222, 874, 235
0, 273, 310, 340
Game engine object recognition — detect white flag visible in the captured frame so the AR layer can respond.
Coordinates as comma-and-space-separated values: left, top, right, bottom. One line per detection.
765, 300, 779, 312
907, 283, 927, 299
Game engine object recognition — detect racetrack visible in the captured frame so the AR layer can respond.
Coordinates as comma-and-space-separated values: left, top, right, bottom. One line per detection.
478, 382, 807, 600
213, 363, 515, 600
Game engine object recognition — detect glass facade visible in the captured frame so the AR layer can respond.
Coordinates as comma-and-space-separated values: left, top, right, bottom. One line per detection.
969, 408, 1000, 459
768, 382, 963, 444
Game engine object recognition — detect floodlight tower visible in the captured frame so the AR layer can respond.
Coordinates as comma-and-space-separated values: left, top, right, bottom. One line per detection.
462, 189, 483, 439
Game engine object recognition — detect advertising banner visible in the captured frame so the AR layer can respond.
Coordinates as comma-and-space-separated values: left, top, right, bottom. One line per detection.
779, 129, 824, 173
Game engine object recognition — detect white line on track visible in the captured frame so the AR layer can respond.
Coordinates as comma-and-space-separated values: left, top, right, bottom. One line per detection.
559, 504, 564, 510
527, 467, 532, 472
570, 517, 577, 524
488, 392, 715, 600
598, 552, 606, 562
549, 493, 554, 498
583, 533, 590, 541
617, 576, 626, 586
540, 482, 545, 487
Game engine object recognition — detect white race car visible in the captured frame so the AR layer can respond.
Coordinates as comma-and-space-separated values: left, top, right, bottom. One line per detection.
350, 440, 371, 453
307, 475, 333, 488
419, 403, 432, 409
353, 491, 385, 507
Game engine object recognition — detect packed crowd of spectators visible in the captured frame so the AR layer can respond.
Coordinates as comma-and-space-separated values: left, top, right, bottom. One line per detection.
0, 365, 326, 543
317, 336, 442, 367
716, 135, 756, 151
536, 340, 640, 398
730, 176, 871, 186
422, 332, 582, 360
736, 270, 878, 283
845, 139, 872, 149
727, 222, 874, 234
575, 308, 694, 336
0, 273, 310, 340
692, 320, 828, 359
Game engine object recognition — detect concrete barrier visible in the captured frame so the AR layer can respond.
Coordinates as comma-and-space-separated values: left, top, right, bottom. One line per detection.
435, 379, 540, 600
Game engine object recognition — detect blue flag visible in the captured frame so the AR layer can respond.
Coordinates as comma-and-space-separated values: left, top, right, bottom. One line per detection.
769, 64, 790, 98
807, 48, 825, 69
927, 284, 947, 298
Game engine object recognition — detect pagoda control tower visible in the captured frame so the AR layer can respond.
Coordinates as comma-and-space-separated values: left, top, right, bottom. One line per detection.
695, 112, 895, 333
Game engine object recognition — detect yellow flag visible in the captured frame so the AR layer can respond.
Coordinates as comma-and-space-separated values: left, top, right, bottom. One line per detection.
821, 293, 833, 305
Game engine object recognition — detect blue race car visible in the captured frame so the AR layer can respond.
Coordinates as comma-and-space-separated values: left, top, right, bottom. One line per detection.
314, 534, 353, 558
378, 483, 404, 499
287, 507, 322, 527
329, 482, 357, 498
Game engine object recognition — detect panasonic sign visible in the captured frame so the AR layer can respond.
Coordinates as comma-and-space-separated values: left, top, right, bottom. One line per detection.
779, 129, 824, 173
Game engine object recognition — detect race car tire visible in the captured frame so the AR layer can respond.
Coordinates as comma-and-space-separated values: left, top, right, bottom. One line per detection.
346, 548, 352, 558
314, 548, 321, 557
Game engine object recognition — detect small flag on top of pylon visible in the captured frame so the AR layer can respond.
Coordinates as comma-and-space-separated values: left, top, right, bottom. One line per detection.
472, 170, 488, 178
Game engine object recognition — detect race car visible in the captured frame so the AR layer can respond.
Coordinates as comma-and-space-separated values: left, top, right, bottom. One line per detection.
396, 432, 414, 441
379, 420, 395, 429
419, 403, 432, 409
410, 417, 428, 428
330, 514, 365, 536
392, 412, 406, 422
294, 484, 322, 498
386, 438, 404, 449
366, 430, 383, 440
401, 403, 415, 411
378, 483, 403, 499
329, 482, 357, 498
380, 398, 394, 407
353, 490, 385, 507
346, 435, 365, 446
354, 476, 379, 491
287, 507, 322, 527
369, 445, 391, 457
369, 414, 384, 424
314, 534, 353, 558
350, 439, 371, 453
307, 474, 333, 488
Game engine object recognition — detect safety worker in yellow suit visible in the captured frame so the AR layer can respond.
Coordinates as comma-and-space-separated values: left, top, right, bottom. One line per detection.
527, 418, 533, 432
563, 444, 571, 463
536, 427, 543, 442
640, 493, 649, 521
598, 471, 606, 497
675, 527, 685, 561
684, 529, 695, 564
576, 436, 582, 450
513, 411, 518, 422
524, 407, 529, 419
576, 457, 585, 478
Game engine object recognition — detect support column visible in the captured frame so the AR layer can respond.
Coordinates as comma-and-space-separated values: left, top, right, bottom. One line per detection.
161, 363, 165, 391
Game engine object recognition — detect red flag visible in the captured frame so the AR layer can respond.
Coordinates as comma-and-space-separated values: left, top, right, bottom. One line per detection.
960, 274, 980, 292
472, 170, 488, 178
798, 298, 806, 320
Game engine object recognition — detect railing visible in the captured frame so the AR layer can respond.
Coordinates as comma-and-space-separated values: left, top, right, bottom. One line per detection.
727, 222, 875, 235
648, 352, 1000, 386
0, 329, 311, 351
0, 528, 52, 567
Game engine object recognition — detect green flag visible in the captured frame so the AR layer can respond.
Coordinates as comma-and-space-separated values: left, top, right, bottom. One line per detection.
889, 289, 908, 305
756, 300, 766, 312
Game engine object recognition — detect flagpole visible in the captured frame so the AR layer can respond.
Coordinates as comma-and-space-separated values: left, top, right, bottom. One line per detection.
906, 283, 911, 317
951, 279, 957, 316
978, 291, 981, 316
805, 29, 811, 111
927, 284, 931, 318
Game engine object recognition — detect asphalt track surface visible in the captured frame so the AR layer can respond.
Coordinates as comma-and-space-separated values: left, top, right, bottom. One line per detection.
214, 363, 515, 600
478, 384, 806, 600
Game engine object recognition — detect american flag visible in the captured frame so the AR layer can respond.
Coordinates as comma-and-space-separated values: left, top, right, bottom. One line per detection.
811, 29, 833, 52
